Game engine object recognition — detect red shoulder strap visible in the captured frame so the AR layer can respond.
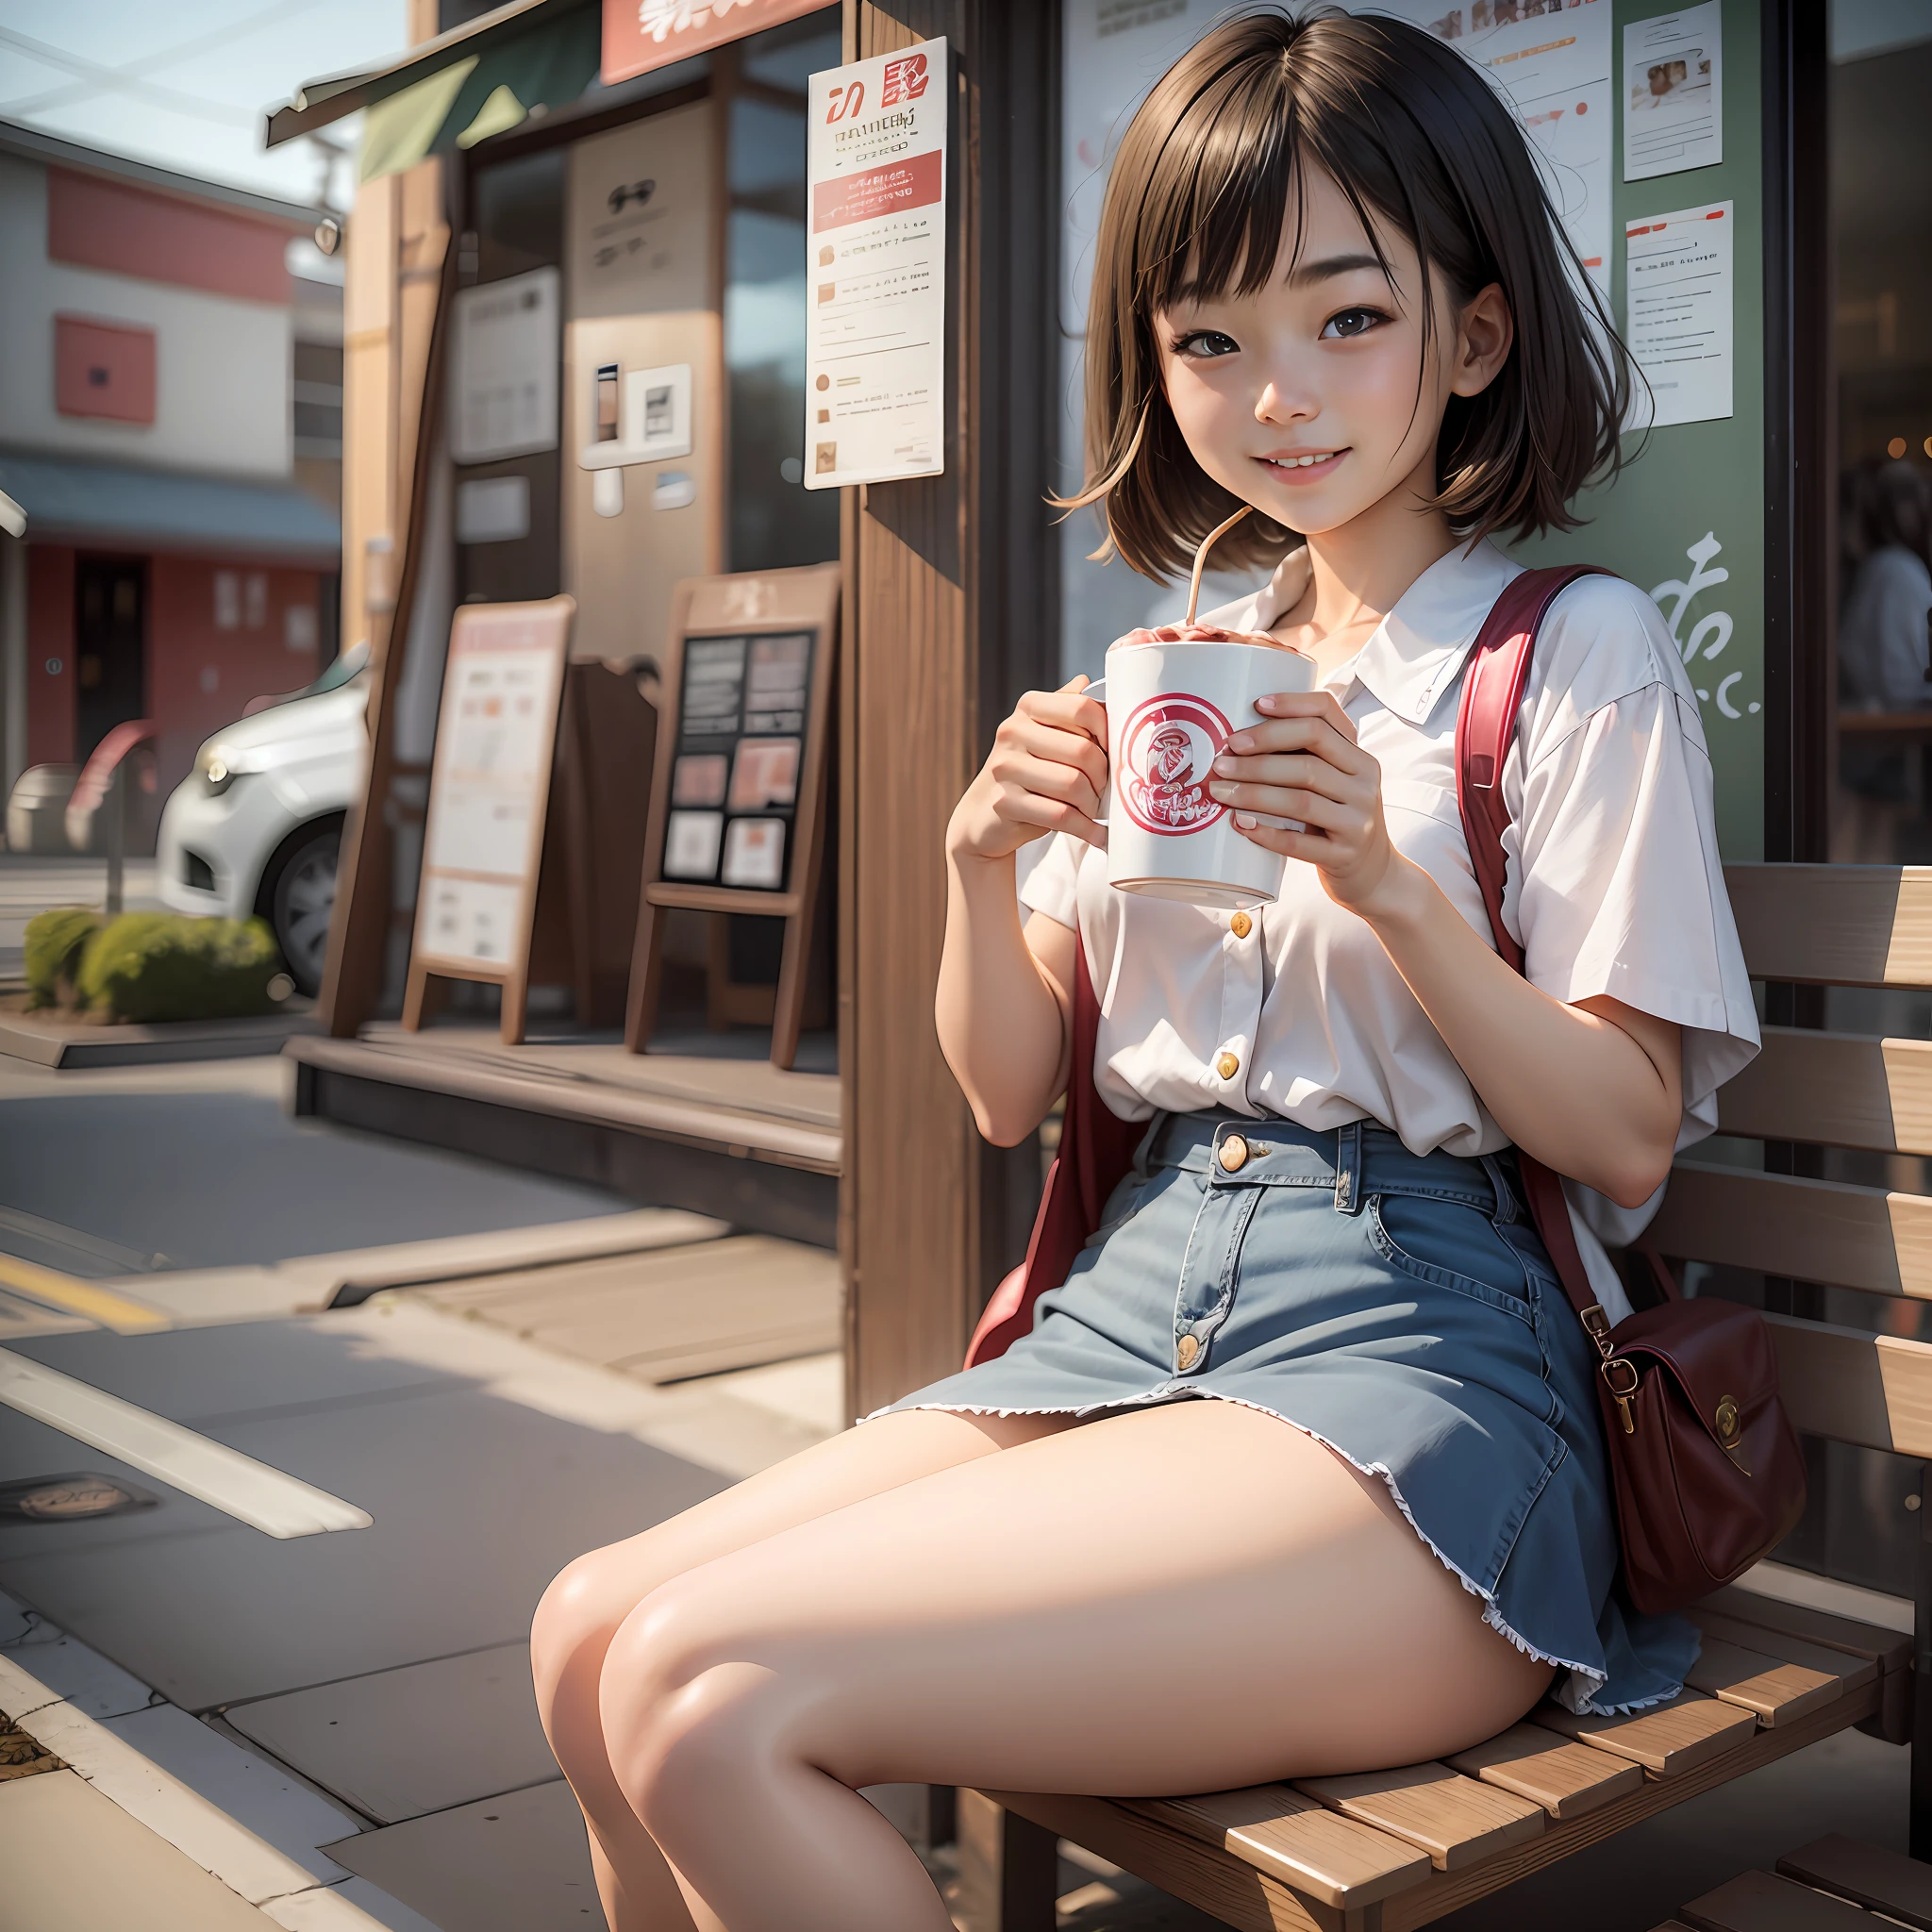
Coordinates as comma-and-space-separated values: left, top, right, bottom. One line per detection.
1455, 566, 1610, 973
1455, 564, 1619, 1325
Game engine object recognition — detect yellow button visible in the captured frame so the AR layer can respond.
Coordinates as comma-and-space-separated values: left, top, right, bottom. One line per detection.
1219, 1134, 1249, 1173
1216, 1051, 1241, 1080
1175, 1333, 1200, 1370
1230, 911, 1253, 939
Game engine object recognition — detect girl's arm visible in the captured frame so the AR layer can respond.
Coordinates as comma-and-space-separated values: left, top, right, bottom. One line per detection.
1212, 691, 1682, 1209
937, 681, 1108, 1146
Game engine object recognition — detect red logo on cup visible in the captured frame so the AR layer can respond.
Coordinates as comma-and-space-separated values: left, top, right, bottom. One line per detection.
1118, 693, 1231, 837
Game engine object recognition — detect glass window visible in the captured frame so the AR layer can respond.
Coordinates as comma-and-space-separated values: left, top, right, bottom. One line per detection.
724, 17, 841, 574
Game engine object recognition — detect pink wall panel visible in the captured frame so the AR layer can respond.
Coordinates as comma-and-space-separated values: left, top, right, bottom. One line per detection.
26, 546, 76, 767
148, 557, 323, 797
55, 314, 157, 423
47, 168, 291, 307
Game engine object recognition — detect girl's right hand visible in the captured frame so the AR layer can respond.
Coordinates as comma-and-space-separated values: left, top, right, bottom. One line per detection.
948, 676, 1109, 861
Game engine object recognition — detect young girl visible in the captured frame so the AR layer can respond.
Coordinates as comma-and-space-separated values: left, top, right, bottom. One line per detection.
532, 14, 1759, 1930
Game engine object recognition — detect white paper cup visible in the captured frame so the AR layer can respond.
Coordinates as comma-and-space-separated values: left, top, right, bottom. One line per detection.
1092, 638, 1317, 909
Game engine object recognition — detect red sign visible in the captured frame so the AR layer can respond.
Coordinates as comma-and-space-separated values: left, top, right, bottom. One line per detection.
811, 148, 941, 234
602, 0, 832, 87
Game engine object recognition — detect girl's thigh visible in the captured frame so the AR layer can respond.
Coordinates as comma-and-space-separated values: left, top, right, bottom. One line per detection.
535, 1405, 1079, 1657
604, 1395, 1554, 1796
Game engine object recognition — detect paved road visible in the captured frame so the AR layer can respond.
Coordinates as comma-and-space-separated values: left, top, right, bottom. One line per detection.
0, 856, 164, 982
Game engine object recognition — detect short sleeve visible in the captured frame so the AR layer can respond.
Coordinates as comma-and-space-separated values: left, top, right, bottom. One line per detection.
1018, 830, 1082, 930
1497, 579, 1760, 1167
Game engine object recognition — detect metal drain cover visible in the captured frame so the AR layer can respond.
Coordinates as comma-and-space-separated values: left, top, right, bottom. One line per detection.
0, 1474, 158, 1522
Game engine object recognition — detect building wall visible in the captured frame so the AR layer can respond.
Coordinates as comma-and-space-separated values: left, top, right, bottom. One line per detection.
148, 557, 323, 792
25, 544, 74, 769
0, 155, 294, 479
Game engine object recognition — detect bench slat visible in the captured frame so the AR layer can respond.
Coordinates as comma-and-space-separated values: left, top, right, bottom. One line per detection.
1121, 1785, 1431, 1909
1532, 1690, 1757, 1774
1777, 1834, 1932, 1928
1717, 1030, 1932, 1156
1766, 1313, 1932, 1456
1444, 1722, 1644, 1819
1688, 1607, 1887, 1688
1696, 1588, 1910, 1674
1652, 1163, 1932, 1300
1683, 1637, 1847, 1726
1724, 863, 1932, 988
1679, 1869, 1878, 1931
1291, 1762, 1543, 1871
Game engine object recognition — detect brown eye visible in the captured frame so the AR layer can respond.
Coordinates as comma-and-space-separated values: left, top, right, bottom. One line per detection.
1321, 308, 1385, 341
1176, 330, 1240, 358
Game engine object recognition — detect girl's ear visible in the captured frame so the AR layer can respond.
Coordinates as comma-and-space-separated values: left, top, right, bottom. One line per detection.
1449, 283, 1514, 399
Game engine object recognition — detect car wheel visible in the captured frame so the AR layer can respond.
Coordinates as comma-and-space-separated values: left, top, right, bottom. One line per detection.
269, 825, 340, 997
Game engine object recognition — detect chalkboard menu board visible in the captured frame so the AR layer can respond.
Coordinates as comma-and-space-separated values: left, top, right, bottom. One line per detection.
627, 563, 841, 1070
659, 629, 815, 893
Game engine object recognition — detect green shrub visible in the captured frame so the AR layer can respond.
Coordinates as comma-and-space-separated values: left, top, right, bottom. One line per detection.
24, 908, 101, 1008
76, 913, 281, 1024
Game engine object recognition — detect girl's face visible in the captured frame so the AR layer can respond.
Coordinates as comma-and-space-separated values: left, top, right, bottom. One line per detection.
1155, 168, 1510, 539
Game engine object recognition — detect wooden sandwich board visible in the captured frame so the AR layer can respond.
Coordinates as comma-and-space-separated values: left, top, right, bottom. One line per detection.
625, 562, 840, 1070
403, 595, 575, 1044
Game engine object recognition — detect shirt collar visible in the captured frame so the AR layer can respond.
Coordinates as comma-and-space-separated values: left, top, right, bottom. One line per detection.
1205, 539, 1525, 727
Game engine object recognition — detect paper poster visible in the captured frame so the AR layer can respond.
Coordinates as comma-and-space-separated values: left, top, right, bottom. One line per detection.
803, 40, 948, 489
417, 603, 570, 967
1624, 200, 1733, 427
449, 268, 560, 465
1624, 3, 1722, 181
1368, 0, 1614, 294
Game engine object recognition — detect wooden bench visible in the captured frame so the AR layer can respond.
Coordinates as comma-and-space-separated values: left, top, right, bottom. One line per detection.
956, 864, 1932, 1932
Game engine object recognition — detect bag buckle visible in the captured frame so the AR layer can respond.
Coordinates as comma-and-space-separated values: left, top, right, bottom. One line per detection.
1582, 1305, 1641, 1435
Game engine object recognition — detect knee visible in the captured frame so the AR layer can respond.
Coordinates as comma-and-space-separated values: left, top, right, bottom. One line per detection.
530, 1545, 652, 1716
599, 1581, 777, 1841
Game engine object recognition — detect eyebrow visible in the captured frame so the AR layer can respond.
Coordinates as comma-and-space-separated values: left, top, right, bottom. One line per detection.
1284, 251, 1388, 288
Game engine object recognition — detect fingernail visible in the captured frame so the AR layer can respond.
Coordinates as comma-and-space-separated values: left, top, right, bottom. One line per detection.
1227, 735, 1251, 753
1213, 756, 1236, 774
1235, 812, 1257, 829
1208, 782, 1231, 798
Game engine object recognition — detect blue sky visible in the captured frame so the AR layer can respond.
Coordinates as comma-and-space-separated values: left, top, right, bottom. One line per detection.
0, 0, 409, 210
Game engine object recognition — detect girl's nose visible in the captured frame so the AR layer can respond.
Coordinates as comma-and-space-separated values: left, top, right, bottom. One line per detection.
1254, 379, 1310, 425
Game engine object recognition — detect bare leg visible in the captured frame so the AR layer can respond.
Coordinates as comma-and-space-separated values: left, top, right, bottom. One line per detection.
531, 1405, 1080, 1930
598, 1397, 1554, 1932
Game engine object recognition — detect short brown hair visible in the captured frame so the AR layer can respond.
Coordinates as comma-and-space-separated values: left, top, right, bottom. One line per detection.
1068, 8, 1636, 580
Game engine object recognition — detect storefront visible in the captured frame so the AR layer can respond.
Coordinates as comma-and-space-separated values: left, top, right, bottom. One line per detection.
270, 0, 1932, 1639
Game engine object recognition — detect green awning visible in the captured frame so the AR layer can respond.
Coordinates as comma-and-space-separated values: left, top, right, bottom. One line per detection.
265, 0, 601, 183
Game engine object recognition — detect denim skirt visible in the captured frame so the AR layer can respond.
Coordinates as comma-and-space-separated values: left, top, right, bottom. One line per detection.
877, 1110, 1698, 1715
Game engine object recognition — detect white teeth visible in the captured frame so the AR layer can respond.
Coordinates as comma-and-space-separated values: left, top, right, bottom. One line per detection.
1266, 453, 1335, 469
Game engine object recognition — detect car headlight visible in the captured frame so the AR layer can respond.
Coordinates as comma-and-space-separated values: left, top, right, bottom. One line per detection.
199, 746, 237, 796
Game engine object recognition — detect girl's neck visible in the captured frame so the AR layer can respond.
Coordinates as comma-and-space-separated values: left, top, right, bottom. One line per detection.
1269, 471, 1458, 684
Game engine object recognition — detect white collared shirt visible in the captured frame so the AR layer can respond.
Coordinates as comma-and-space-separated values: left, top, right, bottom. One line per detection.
1021, 540, 1761, 1321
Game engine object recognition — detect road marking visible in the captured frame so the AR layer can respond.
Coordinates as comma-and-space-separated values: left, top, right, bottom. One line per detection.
0, 1350, 371, 1538
0, 1255, 169, 1333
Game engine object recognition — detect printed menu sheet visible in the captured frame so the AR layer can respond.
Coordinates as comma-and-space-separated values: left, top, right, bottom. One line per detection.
1625, 199, 1733, 427
804, 39, 948, 489
1624, 3, 1722, 182
1372, 0, 1614, 294
417, 604, 569, 967
662, 632, 815, 893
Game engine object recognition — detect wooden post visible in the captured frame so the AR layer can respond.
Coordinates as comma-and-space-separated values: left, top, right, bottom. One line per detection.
843, 0, 1061, 1417
954, 1790, 1059, 1932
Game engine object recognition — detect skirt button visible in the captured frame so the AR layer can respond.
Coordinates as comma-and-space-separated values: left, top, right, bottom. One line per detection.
1176, 1333, 1201, 1370
1219, 1134, 1249, 1173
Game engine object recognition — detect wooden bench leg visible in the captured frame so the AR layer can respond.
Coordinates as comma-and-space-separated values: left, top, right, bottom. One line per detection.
1913, 1466, 1932, 1860
955, 1789, 1058, 1932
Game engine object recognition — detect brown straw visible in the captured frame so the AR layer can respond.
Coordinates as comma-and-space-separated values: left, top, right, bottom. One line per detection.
1185, 504, 1255, 625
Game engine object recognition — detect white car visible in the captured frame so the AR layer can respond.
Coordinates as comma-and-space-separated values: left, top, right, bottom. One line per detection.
158, 646, 369, 996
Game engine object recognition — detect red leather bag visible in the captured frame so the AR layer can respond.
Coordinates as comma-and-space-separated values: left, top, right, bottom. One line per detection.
967, 564, 1806, 1616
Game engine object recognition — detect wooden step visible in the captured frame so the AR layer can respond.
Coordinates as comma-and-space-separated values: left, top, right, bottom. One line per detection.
1292, 1762, 1543, 1871
1123, 1784, 1430, 1908
1445, 1722, 1644, 1820
1679, 1869, 1879, 1931
1776, 1835, 1932, 1929
1685, 1637, 1849, 1727
1534, 1691, 1758, 1775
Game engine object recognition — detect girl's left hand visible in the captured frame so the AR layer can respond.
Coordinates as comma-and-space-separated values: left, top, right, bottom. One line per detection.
1208, 690, 1411, 917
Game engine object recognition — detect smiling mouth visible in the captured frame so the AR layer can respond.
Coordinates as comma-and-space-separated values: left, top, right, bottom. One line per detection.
1259, 450, 1345, 472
